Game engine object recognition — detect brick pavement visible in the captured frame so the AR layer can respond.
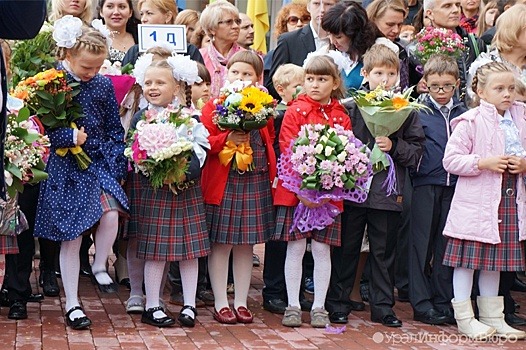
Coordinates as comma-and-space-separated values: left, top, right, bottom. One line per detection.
1, 244, 526, 349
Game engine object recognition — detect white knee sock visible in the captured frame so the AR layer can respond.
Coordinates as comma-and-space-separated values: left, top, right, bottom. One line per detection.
285, 239, 306, 308
126, 237, 144, 299
232, 245, 253, 309
208, 243, 232, 310
180, 259, 198, 317
311, 240, 331, 310
61, 236, 85, 319
479, 270, 500, 297
453, 267, 474, 302
144, 260, 168, 318
92, 210, 119, 285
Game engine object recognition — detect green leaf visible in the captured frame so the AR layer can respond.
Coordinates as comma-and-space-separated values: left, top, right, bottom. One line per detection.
23, 133, 41, 143
41, 114, 58, 127
55, 92, 66, 106
36, 106, 51, 115
6, 163, 22, 180
28, 168, 48, 183
15, 107, 30, 122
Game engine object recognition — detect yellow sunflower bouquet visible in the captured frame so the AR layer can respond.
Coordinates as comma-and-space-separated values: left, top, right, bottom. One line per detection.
213, 80, 277, 172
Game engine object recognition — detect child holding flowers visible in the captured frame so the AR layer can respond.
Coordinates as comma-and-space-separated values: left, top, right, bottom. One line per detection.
33, 16, 128, 330
125, 53, 210, 328
326, 44, 425, 327
272, 54, 353, 328
200, 50, 276, 324
442, 61, 526, 340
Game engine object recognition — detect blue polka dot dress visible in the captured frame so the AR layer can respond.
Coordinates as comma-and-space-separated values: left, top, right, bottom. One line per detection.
34, 73, 129, 242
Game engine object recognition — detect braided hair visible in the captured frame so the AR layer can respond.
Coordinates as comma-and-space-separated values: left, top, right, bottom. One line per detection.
471, 61, 515, 106
56, 25, 108, 61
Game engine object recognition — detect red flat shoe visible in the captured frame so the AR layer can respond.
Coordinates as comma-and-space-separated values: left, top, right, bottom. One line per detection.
213, 307, 237, 324
234, 306, 253, 323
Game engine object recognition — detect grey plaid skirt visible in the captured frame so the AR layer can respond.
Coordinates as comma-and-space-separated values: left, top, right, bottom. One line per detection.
134, 175, 210, 261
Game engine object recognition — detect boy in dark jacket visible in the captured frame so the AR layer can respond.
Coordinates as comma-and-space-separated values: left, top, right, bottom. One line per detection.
326, 44, 425, 327
409, 54, 467, 325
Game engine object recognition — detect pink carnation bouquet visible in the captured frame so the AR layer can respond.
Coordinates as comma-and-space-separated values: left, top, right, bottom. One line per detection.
413, 26, 466, 64
124, 105, 210, 193
279, 124, 372, 232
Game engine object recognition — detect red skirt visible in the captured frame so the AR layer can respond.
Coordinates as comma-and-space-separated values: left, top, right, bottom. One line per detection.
443, 172, 525, 271
272, 205, 341, 246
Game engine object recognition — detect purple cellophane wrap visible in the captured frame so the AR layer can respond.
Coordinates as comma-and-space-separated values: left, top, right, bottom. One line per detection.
278, 142, 371, 233
383, 153, 397, 196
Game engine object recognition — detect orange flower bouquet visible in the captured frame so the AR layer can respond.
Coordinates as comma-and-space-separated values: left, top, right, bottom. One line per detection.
350, 86, 428, 194
12, 68, 91, 170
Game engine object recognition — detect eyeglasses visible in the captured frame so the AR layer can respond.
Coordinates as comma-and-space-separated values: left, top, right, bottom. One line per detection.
218, 18, 242, 27
287, 15, 311, 25
426, 84, 456, 93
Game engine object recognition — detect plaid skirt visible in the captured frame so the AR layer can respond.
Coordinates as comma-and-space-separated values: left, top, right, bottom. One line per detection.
443, 172, 525, 271
135, 175, 210, 261
206, 131, 274, 245
120, 171, 142, 239
101, 191, 127, 215
0, 235, 18, 255
271, 206, 342, 246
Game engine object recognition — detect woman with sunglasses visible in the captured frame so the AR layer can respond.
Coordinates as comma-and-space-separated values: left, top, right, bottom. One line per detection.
199, 0, 245, 97
263, 2, 310, 92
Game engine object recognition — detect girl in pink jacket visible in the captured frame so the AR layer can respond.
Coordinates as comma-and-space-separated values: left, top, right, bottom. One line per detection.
442, 61, 526, 340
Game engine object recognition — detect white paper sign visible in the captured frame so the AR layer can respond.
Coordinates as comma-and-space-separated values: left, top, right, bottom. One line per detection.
138, 24, 187, 53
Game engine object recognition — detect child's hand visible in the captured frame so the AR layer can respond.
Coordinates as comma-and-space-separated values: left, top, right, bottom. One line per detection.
478, 156, 509, 173
416, 78, 428, 94
507, 156, 526, 174
77, 127, 87, 146
375, 136, 392, 152
297, 195, 330, 208
227, 130, 250, 145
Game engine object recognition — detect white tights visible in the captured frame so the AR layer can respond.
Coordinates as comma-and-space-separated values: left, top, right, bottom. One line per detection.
285, 239, 331, 310
453, 267, 500, 302
208, 243, 253, 310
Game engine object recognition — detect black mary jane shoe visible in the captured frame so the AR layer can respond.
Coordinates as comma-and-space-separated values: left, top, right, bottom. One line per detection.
90, 271, 118, 293
178, 305, 197, 327
65, 306, 92, 330
141, 306, 176, 328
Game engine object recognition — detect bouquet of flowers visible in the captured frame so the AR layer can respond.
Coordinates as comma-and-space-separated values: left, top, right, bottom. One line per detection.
350, 85, 428, 195
99, 59, 136, 105
212, 80, 277, 172
279, 124, 372, 232
412, 26, 466, 64
4, 106, 49, 198
11, 68, 91, 170
124, 105, 210, 193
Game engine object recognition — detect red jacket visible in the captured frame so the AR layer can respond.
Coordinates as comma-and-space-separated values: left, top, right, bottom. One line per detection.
274, 95, 352, 208
200, 100, 277, 205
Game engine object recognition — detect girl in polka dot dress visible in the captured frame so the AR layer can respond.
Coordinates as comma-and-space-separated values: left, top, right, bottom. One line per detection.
125, 54, 210, 328
272, 55, 351, 328
34, 18, 128, 330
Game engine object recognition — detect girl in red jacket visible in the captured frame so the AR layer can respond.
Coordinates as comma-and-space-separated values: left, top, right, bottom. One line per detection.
273, 55, 351, 328
200, 51, 276, 324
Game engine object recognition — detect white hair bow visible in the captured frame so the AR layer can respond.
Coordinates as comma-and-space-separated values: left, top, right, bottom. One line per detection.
91, 19, 113, 48
53, 15, 83, 48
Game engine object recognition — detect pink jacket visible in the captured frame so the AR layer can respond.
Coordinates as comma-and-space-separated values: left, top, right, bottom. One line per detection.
443, 100, 526, 244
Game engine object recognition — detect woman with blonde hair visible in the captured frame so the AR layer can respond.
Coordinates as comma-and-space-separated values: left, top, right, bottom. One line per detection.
121, 0, 203, 66
476, 0, 499, 37
49, 0, 93, 24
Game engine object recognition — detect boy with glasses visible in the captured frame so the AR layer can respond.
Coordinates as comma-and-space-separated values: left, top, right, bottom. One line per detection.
409, 54, 467, 325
